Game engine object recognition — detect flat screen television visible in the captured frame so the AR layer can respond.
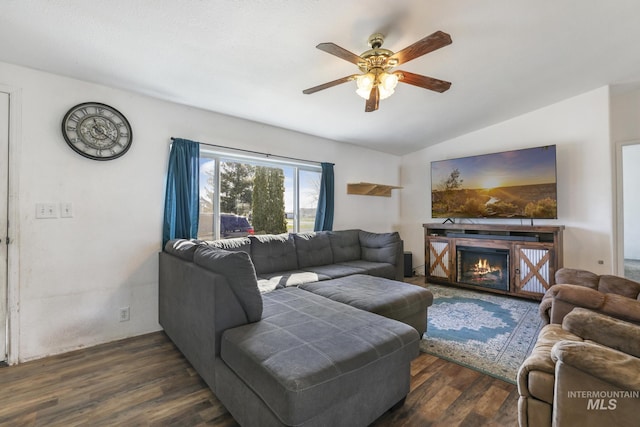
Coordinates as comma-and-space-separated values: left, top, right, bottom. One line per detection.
431, 145, 557, 219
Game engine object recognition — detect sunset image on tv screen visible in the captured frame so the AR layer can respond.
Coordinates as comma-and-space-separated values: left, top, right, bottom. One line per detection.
431, 145, 557, 219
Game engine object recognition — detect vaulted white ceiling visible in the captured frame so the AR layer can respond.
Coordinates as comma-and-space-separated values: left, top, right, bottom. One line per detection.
3, 1, 640, 155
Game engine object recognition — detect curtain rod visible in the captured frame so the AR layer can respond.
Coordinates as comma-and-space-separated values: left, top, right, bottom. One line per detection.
170, 137, 333, 166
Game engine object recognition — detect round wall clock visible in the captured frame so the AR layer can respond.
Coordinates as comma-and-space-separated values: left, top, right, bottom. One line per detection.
61, 102, 133, 161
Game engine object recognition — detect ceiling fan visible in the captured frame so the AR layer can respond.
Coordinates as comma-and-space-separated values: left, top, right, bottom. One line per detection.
303, 31, 452, 112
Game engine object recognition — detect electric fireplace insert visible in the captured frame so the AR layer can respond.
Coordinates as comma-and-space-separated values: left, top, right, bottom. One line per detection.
456, 246, 509, 291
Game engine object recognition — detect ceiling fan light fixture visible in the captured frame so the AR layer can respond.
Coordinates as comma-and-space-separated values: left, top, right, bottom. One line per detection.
378, 72, 399, 100
357, 71, 398, 100
356, 73, 375, 99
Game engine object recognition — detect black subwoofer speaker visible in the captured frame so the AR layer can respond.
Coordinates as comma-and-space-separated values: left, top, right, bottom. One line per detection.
404, 252, 413, 277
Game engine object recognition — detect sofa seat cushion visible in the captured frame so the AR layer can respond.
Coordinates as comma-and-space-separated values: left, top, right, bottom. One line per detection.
337, 260, 396, 279
220, 287, 419, 426
517, 324, 583, 404
300, 263, 367, 279
299, 274, 433, 334
256, 270, 331, 293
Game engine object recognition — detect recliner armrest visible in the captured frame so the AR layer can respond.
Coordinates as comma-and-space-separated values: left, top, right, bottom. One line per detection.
551, 340, 640, 391
549, 284, 605, 308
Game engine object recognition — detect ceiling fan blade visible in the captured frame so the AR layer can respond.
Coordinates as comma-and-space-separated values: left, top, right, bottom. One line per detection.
303, 75, 358, 94
365, 86, 379, 112
316, 42, 363, 65
395, 70, 451, 93
389, 31, 452, 65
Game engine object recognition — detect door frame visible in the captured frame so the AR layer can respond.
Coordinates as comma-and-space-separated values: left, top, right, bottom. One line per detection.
614, 139, 640, 277
0, 83, 22, 364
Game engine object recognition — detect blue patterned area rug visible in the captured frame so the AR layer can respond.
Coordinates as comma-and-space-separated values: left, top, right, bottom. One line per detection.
420, 283, 543, 384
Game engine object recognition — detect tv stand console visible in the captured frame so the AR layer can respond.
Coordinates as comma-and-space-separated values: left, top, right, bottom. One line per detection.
423, 223, 564, 300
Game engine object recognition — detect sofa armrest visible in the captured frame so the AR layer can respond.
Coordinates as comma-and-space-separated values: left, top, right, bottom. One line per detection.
552, 340, 640, 391
159, 251, 249, 392
562, 308, 640, 358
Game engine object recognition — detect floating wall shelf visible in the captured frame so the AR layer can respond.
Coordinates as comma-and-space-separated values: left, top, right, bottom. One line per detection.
347, 182, 402, 197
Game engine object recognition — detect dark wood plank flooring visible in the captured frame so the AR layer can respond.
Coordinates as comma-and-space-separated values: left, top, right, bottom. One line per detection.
0, 330, 518, 426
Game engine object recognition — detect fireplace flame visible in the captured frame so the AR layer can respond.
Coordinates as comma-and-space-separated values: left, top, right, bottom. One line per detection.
472, 258, 502, 276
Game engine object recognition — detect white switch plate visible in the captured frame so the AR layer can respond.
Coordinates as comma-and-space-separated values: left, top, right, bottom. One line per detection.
119, 307, 130, 322
36, 203, 58, 219
60, 202, 73, 218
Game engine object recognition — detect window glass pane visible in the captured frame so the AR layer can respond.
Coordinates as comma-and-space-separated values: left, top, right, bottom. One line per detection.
198, 157, 216, 240
197, 148, 321, 239
300, 169, 321, 232
251, 165, 288, 235
284, 167, 294, 233
219, 161, 255, 238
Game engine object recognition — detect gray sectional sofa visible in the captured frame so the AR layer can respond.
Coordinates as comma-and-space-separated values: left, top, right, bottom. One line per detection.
159, 229, 432, 427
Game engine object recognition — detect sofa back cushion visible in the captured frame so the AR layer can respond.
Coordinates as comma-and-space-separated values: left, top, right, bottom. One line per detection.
249, 234, 299, 274
359, 230, 401, 264
164, 239, 203, 261
194, 246, 263, 322
328, 229, 361, 262
294, 232, 333, 268
555, 268, 599, 289
207, 237, 251, 254
599, 275, 640, 299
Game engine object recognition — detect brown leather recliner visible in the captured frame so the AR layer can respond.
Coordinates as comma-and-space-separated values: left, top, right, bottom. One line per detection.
517, 308, 640, 427
539, 268, 640, 325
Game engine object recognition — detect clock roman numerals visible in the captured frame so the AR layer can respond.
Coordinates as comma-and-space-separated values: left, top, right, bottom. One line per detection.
62, 102, 132, 161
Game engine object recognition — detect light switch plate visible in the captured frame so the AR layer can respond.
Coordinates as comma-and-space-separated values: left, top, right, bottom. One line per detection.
60, 202, 73, 218
36, 203, 58, 219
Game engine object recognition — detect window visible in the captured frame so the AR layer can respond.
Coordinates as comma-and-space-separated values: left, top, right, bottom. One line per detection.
198, 149, 322, 240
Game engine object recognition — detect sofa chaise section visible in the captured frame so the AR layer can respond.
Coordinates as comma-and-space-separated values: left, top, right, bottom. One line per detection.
216, 287, 419, 427
299, 274, 433, 336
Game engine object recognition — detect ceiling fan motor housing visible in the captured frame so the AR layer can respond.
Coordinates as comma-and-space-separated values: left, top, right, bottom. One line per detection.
359, 33, 397, 73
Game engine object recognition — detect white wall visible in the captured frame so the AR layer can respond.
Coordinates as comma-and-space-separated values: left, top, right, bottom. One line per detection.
0, 61, 401, 362
400, 87, 613, 276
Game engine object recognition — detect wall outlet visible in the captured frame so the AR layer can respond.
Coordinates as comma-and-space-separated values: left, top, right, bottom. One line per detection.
119, 306, 130, 322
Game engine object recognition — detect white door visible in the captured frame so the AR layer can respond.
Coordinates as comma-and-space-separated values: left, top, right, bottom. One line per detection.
0, 91, 8, 362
